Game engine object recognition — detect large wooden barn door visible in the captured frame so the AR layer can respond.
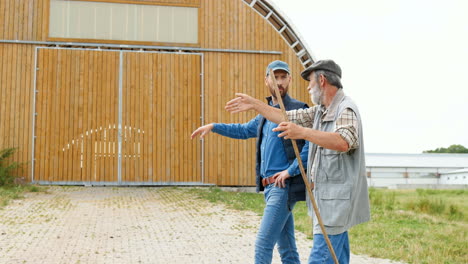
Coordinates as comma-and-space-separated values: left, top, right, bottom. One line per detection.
34, 49, 119, 183
121, 53, 202, 184
33, 48, 202, 185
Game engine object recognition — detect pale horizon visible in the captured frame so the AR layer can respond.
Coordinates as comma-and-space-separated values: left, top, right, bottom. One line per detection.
271, 0, 468, 154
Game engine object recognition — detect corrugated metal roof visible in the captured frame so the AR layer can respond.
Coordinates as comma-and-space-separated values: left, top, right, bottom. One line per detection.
365, 153, 468, 168
440, 168, 468, 175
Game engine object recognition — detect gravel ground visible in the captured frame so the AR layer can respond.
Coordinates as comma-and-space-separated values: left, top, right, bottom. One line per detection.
0, 187, 406, 264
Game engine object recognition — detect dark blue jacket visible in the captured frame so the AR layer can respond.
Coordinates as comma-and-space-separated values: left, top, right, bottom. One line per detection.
255, 94, 308, 202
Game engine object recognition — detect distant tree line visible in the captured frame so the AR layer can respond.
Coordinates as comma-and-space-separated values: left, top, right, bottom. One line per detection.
423, 144, 468, 153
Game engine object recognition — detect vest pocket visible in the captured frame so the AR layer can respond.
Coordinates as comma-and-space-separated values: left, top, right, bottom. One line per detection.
318, 185, 351, 227
318, 149, 345, 183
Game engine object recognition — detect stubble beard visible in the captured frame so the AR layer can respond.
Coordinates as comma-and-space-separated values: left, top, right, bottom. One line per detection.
271, 85, 287, 99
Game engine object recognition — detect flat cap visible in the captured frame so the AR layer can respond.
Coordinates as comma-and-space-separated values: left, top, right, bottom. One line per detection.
301, 59, 342, 81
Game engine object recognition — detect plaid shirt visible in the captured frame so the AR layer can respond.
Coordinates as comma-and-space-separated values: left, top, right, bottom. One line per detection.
286, 90, 359, 182
286, 100, 359, 150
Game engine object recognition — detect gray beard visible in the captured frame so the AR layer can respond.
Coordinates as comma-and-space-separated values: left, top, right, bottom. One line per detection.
311, 86, 322, 105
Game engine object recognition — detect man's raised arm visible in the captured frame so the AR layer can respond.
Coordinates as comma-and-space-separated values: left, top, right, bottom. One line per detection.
225, 93, 285, 124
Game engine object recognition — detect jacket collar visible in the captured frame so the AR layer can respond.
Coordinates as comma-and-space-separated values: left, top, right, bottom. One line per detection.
266, 93, 293, 108
322, 89, 345, 122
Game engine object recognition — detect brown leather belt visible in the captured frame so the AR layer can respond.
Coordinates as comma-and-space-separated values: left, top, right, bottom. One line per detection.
262, 175, 315, 190
261, 176, 277, 187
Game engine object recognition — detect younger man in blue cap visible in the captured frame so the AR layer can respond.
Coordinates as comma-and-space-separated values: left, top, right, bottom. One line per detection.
192, 60, 309, 263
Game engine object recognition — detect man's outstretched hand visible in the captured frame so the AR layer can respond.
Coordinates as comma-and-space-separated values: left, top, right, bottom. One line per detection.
225, 93, 259, 113
191, 124, 214, 139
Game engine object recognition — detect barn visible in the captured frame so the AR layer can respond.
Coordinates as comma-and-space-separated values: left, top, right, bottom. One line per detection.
0, 0, 314, 186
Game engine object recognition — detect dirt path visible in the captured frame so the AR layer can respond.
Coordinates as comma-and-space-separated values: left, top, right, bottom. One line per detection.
0, 187, 405, 264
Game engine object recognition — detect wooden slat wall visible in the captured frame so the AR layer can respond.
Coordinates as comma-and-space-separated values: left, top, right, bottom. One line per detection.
0, 0, 49, 41
199, 0, 282, 52
1, 0, 312, 186
202, 51, 309, 186
0, 44, 34, 181
34, 49, 119, 182
200, 0, 311, 186
121, 52, 201, 183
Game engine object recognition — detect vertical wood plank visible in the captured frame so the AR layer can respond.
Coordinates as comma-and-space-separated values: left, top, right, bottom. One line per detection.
179, 54, 185, 182
125, 52, 131, 182
111, 52, 118, 183
26, 0, 34, 40
56, 48, 65, 182
194, 55, 201, 181
205, 53, 213, 184
97, 50, 105, 182
23, 46, 33, 181
78, 49, 85, 182
68, 49, 76, 182
34, 49, 44, 181
189, 55, 194, 181
38, 48, 48, 181
164, 53, 170, 182
130, 52, 136, 182
135, 52, 142, 182
3, 44, 12, 164
50, 48, 60, 182
90, 51, 98, 182
104, 51, 110, 182
4, 0, 11, 39
81, 50, 89, 182
32, 0, 38, 40
61, 49, 70, 182
43, 0, 50, 40
149, 53, 156, 182
156, 53, 163, 181
13, 0, 21, 39
0, 1, 5, 39
44, 48, 55, 181
141, 53, 148, 182
11, 44, 21, 171
109, 51, 116, 183
73, 50, 86, 182
169, 53, 175, 182
122, 52, 128, 182
113, 52, 119, 182
71, 50, 81, 182
103, 51, 110, 182
36, 0, 43, 41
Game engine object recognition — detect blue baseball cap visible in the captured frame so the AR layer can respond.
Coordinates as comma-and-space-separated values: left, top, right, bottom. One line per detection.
266, 60, 290, 76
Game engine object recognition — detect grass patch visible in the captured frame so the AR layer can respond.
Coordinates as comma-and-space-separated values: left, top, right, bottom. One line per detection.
187, 187, 265, 215
186, 187, 468, 264
0, 185, 46, 208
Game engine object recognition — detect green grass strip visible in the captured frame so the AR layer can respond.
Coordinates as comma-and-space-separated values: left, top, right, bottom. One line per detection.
186, 187, 468, 264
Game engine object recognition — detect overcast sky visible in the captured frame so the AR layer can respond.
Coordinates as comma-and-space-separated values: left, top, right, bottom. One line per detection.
269, 0, 468, 154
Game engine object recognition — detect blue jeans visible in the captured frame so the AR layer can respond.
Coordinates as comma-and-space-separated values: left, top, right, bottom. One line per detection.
308, 232, 349, 264
255, 184, 300, 264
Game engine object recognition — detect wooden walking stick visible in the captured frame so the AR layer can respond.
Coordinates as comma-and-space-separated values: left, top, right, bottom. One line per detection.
269, 69, 339, 264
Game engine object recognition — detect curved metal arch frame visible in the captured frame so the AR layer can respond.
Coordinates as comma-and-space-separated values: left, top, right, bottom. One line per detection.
242, 0, 316, 68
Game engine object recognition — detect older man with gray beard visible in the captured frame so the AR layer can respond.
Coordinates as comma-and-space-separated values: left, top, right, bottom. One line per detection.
226, 60, 370, 264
